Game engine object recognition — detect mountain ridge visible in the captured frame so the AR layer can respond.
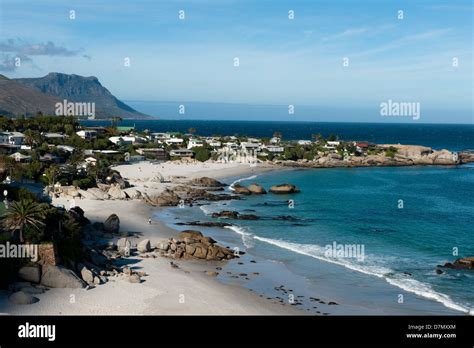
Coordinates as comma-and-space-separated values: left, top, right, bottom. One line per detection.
0, 72, 152, 119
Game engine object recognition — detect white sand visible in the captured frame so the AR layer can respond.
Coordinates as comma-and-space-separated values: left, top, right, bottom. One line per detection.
0, 161, 301, 315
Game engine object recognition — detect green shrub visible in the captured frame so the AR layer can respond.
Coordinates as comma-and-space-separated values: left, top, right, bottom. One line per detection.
193, 147, 211, 162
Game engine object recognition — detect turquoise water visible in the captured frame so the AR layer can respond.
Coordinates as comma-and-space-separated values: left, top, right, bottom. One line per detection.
126, 120, 474, 313
162, 165, 474, 314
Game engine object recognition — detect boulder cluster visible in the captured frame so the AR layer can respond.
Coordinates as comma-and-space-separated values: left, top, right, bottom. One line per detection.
441, 257, 474, 270
233, 183, 300, 195
155, 230, 239, 261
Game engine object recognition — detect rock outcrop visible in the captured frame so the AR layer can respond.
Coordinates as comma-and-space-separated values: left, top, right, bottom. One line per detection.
123, 187, 142, 199
137, 239, 151, 253
108, 184, 127, 200
103, 214, 120, 234
443, 257, 474, 270
17, 264, 41, 283
232, 183, 251, 195
40, 265, 86, 288
269, 184, 300, 194
116, 238, 131, 255
143, 189, 180, 206
190, 177, 226, 188
247, 183, 267, 194
211, 210, 259, 220
87, 187, 110, 200
157, 230, 238, 261
175, 221, 232, 227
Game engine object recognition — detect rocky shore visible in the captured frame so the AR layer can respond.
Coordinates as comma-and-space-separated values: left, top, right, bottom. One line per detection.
6, 157, 473, 315
274, 146, 474, 168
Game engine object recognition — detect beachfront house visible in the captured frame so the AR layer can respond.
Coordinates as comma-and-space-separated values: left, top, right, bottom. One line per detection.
187, 139, 204, 149
297, 140, 312, 146
128, 155, 146, 162
264, 145, 284, 154
136, 148, 167, 160
240, 142, 261, 152
224, 142, 239, 150
354, 141, 374, 153
170, 148, 194, 158
205, 138, 222, 148
76, 130, 97, 140
324, 141, 340, 152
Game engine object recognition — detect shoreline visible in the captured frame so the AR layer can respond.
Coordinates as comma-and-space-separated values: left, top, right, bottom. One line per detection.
1, 160, 471, 315
158, 170, 468, 316
0, 162, 304, 315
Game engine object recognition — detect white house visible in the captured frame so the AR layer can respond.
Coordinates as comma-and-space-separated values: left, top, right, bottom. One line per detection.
207, 140, 221, 148
57, 145, 75, 153
224, 142, 239, 150
10, 152, 31, 162
0, 131, 25, 145
240, 142, 261, 152
247, 138, 261, 143
270, 137, 281, 144
324, 141, 340, 151
43, 132, 67, 140
76, 130, 97, 140
297, 140, 312, 146
84, 157, 97, 166
187, 139, 204, 149
170, 149, 194, 158
264, 145, 284, 153
165, 138, 184, 145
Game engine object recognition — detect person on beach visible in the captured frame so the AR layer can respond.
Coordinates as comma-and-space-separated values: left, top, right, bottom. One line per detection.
148, 218, 152, 224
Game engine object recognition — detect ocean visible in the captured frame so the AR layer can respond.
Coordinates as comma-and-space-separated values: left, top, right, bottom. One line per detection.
85, 119, 474, 314
81, 120, 474, 151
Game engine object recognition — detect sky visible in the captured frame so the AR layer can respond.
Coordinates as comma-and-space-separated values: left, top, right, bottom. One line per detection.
0, 0, 472, 123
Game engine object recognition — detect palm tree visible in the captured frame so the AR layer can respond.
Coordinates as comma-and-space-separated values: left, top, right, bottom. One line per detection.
43, 164, 60, 186
3, 199, 46, 243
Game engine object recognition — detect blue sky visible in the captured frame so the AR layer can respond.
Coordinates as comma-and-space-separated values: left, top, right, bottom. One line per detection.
0, 0, 472, 123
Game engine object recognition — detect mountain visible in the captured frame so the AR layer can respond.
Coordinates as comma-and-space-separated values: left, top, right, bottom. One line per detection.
1, 72, 151, 119
0, 74, 61, 117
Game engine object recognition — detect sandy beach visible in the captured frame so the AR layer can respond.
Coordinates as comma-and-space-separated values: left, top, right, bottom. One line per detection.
0, 161, 304, 315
